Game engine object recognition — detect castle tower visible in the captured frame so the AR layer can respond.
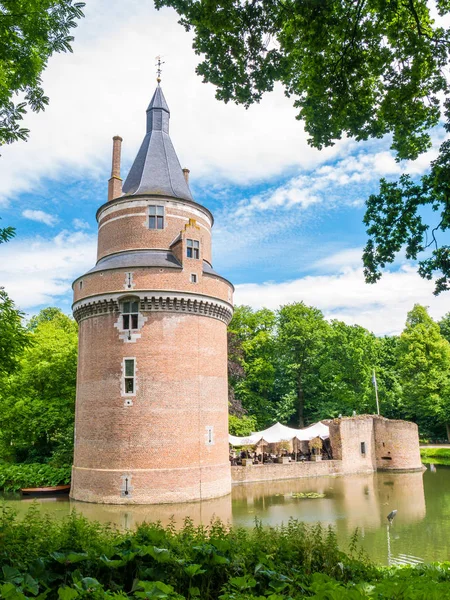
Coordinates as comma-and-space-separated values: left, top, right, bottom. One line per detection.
71, 85, 233, 504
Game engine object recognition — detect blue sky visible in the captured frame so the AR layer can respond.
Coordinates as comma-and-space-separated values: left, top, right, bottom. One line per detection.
1, 0, 449, 335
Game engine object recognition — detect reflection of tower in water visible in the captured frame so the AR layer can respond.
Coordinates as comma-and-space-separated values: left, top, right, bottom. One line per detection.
70, 494, 232, 530
338, 471, 425, 533
231, 470, 426, 535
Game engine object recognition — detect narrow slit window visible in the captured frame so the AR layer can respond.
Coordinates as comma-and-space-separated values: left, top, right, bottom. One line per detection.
149, 205, 164, 229
124, 359, 135, 394
187, 239, 200, 259
205, 426, 214, 446
122, 300, 139, 330
191, 273, 197, 283
361, 442, 366, 455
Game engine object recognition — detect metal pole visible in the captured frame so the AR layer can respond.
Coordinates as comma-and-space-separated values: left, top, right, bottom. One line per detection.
387, 524, 391, 567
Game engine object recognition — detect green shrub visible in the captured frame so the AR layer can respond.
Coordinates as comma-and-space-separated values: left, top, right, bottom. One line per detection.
1, 508, 450, 599
420, 448, 450, 465
0, 463, 71, 491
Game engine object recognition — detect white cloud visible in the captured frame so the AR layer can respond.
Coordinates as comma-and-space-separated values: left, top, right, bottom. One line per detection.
73, 218, 91, 230
22, 209, 58, 226
313, 248, 363, 271
0, 0, 348, 207
0, 231, 97, 310
3, 225, 449, 338
231, 136, 449, 218
232, 149, 405, 217
234, 263, 450, 336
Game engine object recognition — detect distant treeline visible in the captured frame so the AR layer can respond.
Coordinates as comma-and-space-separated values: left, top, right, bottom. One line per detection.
1, 290, 450, 468
228, 303, 450, 442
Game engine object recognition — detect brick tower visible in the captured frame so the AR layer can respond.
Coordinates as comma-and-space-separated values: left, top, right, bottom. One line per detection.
71, 84, 233, 504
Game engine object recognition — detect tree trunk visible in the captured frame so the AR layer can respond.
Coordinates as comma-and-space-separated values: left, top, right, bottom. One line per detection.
297, 373, 305, 428
446, 423, 450, 443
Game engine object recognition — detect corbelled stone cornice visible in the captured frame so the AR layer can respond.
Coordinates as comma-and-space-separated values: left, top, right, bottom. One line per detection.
73, 291, 233, 325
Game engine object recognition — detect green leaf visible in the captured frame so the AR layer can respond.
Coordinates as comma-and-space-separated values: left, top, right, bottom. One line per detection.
184, 564, 206, 577
51, 552, 88, 564
0, 583, 27, 600
58, 587, 79, 600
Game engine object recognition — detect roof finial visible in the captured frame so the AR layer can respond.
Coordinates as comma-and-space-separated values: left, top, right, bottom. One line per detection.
156, 55, 165, 84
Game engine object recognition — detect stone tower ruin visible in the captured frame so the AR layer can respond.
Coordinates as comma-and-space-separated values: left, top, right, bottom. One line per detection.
71, 85, 233, 504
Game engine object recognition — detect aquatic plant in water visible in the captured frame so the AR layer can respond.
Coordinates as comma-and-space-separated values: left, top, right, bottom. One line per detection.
291, 492, 326, 499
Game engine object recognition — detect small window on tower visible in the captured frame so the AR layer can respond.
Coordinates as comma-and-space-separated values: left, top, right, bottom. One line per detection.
122, 300, 139, 330
79, 281, 83, 290
149, 205, 164, 229
361, 442, 366, 455
191, 273, 197, 283
187, 239, 200, 259
124, 359, 135, 394
205, 426, 214, 446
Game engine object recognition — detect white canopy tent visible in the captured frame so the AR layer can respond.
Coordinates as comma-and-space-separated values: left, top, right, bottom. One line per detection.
228, 421, 329, 446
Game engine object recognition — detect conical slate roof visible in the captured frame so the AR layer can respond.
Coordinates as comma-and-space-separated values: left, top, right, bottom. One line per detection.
122, 86, 193, 201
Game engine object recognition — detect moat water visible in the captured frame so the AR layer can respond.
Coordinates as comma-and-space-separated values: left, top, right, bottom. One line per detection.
2, 465, 450, 565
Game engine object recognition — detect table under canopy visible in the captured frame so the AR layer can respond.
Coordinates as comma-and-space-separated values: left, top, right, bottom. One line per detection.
229, 421, 329, 446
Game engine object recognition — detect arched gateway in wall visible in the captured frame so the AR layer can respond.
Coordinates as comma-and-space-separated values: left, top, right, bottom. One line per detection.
71, 84, 234, 504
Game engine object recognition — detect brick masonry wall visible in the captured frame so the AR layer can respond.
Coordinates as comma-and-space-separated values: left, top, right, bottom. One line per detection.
328, 417, 376, 470
373, 417, 423, 470
71, 311, 231, 504
96, 200, 212, 263
329, 416, 423, 473
231, 459, 372, 484
73, 267, 233, 306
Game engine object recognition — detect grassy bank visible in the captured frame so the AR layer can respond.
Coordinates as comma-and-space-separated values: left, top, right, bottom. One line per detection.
420, 447, 450, 465
1, 507, 450, 599
0, 464, 71, 491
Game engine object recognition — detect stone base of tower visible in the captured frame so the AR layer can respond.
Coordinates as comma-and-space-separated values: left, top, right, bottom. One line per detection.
70, 463, 231, 504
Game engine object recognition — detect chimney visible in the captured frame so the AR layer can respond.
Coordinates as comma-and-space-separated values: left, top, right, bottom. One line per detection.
182, 168, 190, 184
108, 135, 123, 201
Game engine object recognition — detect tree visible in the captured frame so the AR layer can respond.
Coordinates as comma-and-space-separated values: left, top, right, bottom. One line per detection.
27, 306, 73, 331
363, 114, 450, 295
228, 305, 278, 427
277, 302, 329, 427
154, 0, 450, 291
0, 218, 15, 244
228, 413, 257, 436
156, 0, 448, 159
438, 311, 450, 344
373, 335, 405, 420
0, 288, 30, 375
0, 0, 85, 145
0, 307, 77, 464
396, 304, 450, 440
312, 320, 378, 420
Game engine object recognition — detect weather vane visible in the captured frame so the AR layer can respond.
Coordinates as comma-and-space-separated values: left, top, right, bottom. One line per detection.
156, 55, 165, 83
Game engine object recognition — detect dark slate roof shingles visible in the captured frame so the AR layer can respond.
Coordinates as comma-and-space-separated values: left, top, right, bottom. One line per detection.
87, 251, 182, 274
122, 86, 193, 202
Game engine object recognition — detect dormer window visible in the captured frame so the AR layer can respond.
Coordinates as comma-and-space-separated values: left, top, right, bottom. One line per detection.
122, 300, 139, 329
149, 205, 164, 229
187, 239, 200, 259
